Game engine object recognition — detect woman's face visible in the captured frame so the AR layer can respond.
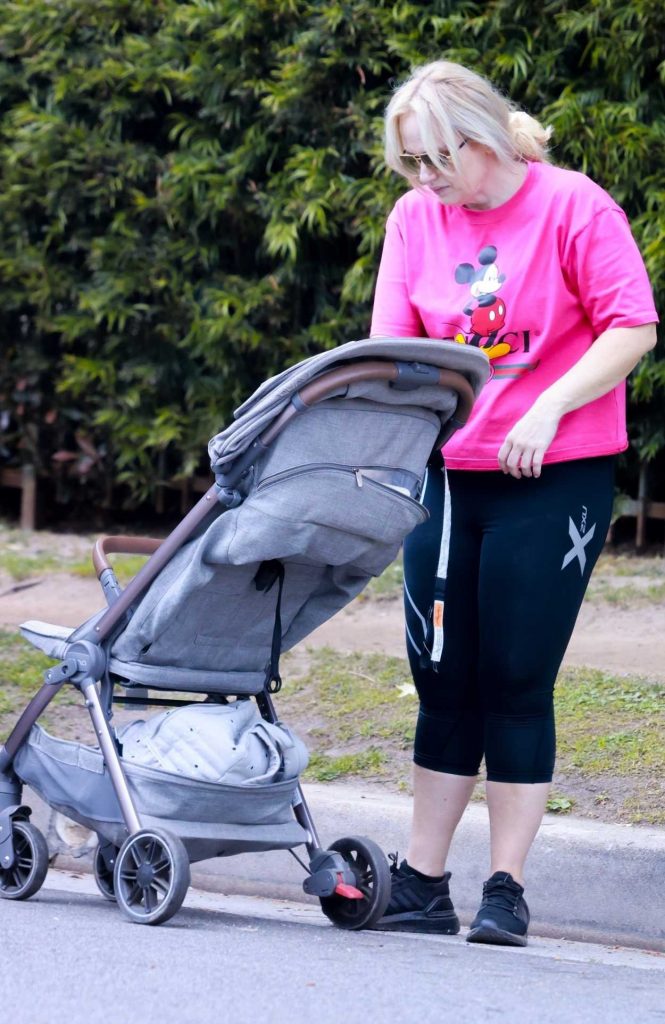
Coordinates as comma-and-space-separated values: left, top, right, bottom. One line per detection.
399, 112, 497, 210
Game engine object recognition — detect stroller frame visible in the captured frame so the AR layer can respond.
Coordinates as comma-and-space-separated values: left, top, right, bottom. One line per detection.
0, 355, 476, 927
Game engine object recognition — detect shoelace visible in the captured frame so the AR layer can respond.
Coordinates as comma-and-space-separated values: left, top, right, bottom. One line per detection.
387, 851, 414, 892
481, 877, 521, 913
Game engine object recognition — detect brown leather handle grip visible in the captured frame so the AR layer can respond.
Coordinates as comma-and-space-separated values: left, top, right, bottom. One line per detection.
261, 361, 476, 446
299, 363, 475, 423
93, 536, 162, 578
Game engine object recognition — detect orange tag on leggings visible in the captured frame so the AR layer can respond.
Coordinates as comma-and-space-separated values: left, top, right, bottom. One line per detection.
432, 600, 444, 662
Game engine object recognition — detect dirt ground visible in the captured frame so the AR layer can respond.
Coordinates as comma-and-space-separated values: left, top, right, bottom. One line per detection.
1, 566, 664, 682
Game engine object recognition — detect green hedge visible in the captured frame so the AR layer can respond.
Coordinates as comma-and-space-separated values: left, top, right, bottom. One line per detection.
0, 0, 663, 508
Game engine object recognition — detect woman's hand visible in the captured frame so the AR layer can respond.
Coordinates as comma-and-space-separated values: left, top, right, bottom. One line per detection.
498, 398, 562, 478
499, 326, 657, 478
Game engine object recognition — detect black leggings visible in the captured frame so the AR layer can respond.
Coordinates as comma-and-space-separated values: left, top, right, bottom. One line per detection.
403, 456, 614, 783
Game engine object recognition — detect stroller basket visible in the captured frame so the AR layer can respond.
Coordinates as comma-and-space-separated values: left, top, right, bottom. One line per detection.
14, 726, 306, 860
1, 337, 489, 927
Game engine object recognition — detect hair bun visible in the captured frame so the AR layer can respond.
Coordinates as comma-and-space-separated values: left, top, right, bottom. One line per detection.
508, 110, 553, 160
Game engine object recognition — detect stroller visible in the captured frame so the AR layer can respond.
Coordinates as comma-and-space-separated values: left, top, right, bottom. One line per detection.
0, 337, 488, 928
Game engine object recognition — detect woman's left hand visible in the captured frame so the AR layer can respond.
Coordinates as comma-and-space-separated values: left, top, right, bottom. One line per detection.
498, 400, 562, 478
498, 325, 657, 479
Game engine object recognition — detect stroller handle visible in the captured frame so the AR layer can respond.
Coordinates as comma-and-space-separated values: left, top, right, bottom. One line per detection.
93, 536, 162, 578
260, 359, 476, 446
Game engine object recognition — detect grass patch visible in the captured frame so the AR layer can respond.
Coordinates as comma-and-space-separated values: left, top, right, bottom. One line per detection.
594, 553, 665, 578
279, 647, 417, 788
0, 630, 90, 742
585, 579, 665, 605
555, 667, 664, 775
67, 554, 150, 584
0, 630, 54, 692
358, 556, 404, 603
0, 551, 63, 580
306, 749, 386, 782
552, 667, 664, 823
0, 548, 149, 585
0, 520, 151, 585
546, 794, 575, 814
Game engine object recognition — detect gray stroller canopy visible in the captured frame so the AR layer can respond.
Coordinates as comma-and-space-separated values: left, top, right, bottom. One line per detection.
106, 339, 488, 695
209, 336, 488, 471
107, 337, 489, 694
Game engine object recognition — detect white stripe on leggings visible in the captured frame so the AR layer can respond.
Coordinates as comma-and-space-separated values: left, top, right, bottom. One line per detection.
405, 620, 422, 655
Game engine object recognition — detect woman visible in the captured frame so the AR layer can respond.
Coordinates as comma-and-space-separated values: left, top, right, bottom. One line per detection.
370, 61, 657, 945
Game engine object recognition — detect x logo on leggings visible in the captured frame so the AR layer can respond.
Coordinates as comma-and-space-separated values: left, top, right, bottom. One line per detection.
561, 517, 596, 575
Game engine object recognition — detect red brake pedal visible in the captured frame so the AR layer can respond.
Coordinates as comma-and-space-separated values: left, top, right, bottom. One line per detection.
334, 873, 364, 899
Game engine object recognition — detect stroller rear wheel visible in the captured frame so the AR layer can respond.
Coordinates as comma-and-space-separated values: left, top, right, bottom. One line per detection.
319, 835, 391, 930
0, 820, 50, 901
93, 842, 119, 902
114, 828, 190, 925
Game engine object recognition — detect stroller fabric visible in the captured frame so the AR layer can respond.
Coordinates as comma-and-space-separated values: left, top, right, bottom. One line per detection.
208, 336, 488, 470
109, 402, 434, 690
118, 700, 309, 785
109, 339, 489, 694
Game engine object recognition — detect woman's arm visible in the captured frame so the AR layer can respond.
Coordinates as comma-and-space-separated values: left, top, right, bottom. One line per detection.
370, 214, 425, 339
498, 323, 657, 478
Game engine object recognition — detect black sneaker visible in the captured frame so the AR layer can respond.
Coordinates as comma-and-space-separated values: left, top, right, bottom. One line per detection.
374, 856, 460, 934
466, 871, 530, 947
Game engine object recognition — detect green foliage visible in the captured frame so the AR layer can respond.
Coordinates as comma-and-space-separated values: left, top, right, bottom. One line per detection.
0, 630, 53, 692
0, 0, 663, 507
546, 795, 575, 814
305, 748, 386, 782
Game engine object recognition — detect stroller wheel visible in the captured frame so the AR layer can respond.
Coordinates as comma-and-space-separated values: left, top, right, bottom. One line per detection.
113, 828, 190, 926
0, 820, 49, 901
319, 835, 391, 930
93, 842, 119, 902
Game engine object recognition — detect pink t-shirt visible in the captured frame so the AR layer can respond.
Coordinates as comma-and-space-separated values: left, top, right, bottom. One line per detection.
370, 161, 658, 470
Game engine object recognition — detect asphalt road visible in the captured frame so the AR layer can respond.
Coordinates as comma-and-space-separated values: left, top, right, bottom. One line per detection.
1, 871, 664, 1024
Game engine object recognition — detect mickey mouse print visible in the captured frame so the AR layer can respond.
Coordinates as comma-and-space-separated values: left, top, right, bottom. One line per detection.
454, 246, 511, 360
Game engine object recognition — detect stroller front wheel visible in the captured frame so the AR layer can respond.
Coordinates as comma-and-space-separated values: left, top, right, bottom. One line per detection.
113, 828, 190, 925
319, 835, 391, 930
0, 820, 50, 901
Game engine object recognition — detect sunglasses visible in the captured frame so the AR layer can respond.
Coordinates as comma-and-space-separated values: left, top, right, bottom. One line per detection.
399, 139, 467, 174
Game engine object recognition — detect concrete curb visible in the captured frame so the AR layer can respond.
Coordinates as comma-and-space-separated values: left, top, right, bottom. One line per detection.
26, 782, 665, 952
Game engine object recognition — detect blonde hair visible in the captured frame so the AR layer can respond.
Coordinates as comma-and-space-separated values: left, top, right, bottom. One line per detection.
385, 61, 552, 181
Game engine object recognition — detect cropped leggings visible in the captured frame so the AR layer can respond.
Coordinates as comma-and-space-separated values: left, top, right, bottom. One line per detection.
403, 455, 614, 784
